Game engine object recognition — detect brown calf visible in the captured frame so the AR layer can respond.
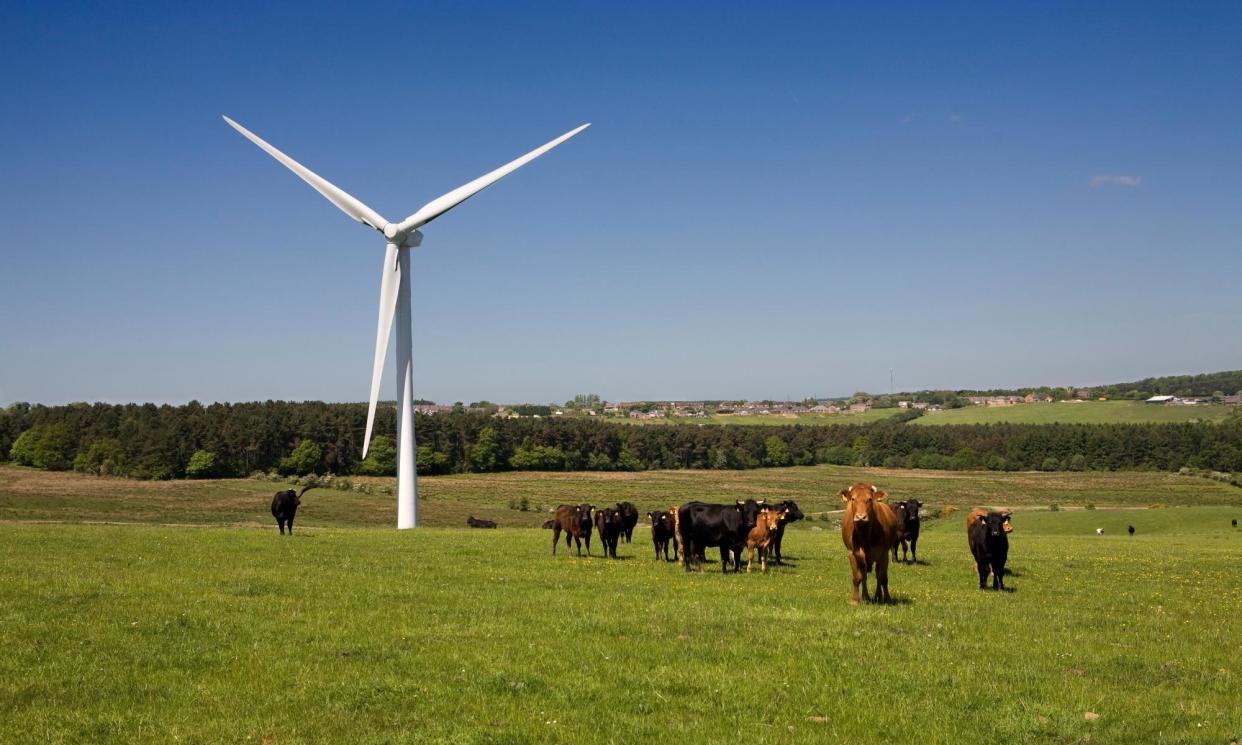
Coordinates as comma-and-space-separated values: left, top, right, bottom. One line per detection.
746, 508, 785, 572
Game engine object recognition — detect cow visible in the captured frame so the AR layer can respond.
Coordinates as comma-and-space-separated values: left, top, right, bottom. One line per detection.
891, 498, 922, 564
466, 516, 497, 528
1233, 519, 1237, 528
1128, 525, 1135, 535
595, 506, 624, 558
649, 509, 678, 561
541, 519, 556, 529
968, 511, 1010, 591
767, 500, 804, 565
1096, 528, 1104, 536
677, 500, 762, 574
551, 503, 594, 556
966, 508, 1013, 533
271, 486, 315, 535
839, 482, 899, 605
746, 508, 785, 573
616, 502, 640, 543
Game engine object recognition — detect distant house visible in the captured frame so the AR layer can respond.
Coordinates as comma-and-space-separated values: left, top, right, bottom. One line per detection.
1225, 395, 1240, 406
809, 404, 832, 413
1145, 395, 1176, 405
1074, 388, 1093, 400
912, 402, 930, 410
898, 401, 911, 409
848, 403, 871, 413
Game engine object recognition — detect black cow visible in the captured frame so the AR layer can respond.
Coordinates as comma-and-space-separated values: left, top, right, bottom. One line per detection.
648, 509, 678, 561
1128, 525, 1135, 535
1233, 519, 1238, 528
467, 516, 497, 528
677, 500, 762, 574
616, 502, 640, 543
595, 506, 624, 558
271, 486, 314, 535
551, 503, 594, 556
892, 499, 922, 563
968, 511, 1010, 591
768, 499, 804, 565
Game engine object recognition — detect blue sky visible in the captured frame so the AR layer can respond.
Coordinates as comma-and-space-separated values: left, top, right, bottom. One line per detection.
1, 1, 1240, 405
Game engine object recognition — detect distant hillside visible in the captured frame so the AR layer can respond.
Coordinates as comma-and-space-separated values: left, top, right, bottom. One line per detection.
1092, 370, 1242, 399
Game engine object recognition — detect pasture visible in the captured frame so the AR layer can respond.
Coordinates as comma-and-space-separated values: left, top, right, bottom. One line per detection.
622, 409, 905, 426
2, 465, 1241, 744
914, 400, 1238, 426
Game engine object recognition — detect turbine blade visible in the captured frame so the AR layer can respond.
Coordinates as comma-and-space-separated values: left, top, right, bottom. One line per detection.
223, 115, 389, 231
395, 123, 590, 234
362, 242, 402, 458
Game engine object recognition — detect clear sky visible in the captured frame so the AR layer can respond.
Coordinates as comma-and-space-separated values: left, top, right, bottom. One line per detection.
1, 1, 1239, 406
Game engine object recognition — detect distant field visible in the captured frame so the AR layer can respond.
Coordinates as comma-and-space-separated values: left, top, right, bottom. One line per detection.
2, 463, 1238, 529
914, 400, 1238, 425
618, 409, 905, 426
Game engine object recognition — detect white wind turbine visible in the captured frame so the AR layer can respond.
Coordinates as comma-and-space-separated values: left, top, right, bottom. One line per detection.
223, 115, 589, 529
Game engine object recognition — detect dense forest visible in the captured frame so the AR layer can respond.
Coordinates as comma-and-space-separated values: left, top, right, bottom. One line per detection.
3, 401, 1240, 479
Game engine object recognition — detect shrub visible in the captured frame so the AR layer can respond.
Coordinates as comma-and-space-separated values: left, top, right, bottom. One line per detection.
357, 436, 397, 476
1049, 504, 1061, 512
279, 440, 323, 476
9, 424, 71, 470
1085, 502, 1096, 511
1149, 503, 1169, 510
519, 496, 530, 512
937, 505, 958, 519
185, 450, 218, 479
73, 438, 125, 476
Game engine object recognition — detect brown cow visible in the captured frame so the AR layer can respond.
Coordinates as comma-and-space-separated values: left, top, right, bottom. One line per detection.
840, 482, 900, 605
746, 508, 784, 573
551, 503, 594, 556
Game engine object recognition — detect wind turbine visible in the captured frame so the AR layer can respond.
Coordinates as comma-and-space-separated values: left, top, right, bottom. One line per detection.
223, 115, 590, 529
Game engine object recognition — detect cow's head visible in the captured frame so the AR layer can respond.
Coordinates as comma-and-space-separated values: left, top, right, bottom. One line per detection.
982, 511, 1009, 538
575, 504, 594, 527
759, 508, 784, 532
840, 482, 886, 524
735, 499, 762, 528
778, 500, 805, 523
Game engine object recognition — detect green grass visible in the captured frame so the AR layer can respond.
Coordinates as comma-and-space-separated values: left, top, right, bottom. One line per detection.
913, 400, 1239, 425
2, 465, 1241, 743
617, 409, 906, 426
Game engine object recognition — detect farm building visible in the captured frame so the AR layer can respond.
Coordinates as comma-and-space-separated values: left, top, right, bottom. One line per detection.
1145, 395, 1176, 405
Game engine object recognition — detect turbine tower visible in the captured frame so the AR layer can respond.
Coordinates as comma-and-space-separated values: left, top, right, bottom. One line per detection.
223, 116, 589, 528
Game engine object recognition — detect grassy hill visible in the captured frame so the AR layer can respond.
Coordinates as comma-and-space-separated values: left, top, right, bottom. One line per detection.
913, 399, 1237, 426
620, 409, 905, 426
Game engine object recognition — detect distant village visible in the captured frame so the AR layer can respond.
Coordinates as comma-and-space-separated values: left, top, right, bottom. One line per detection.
412, 387, 1241, 419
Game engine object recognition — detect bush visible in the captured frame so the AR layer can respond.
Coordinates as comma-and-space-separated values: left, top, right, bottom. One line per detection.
509, 445, 567, 471
416, 445, 451, 475
1049, 504, 1061, 512
1149, 503, 1169, 510
185, 450, 218, 479
9, 424, 70, 470
279, 440, 323, 476
73, 437, 125, 476
763, 436, 791, 467
937, 505, 958, 519
1085, 502, 1096, 511
357, 436, 397, 476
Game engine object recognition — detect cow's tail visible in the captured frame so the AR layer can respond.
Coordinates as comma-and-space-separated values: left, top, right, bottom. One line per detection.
297, 485, 316, 498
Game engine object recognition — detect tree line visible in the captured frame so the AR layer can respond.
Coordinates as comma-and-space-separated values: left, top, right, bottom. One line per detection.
2, 400, 1240, 479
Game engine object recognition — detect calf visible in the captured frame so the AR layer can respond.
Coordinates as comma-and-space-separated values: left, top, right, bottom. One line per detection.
767, 500, 804, 564
840, 483, 899, 604
968, 511, 1010, 591
466, 516, 497, 528
891, 498, 922, 563
595, 506, 624, 558
616, 502, 640, 543
746, 509, 784, 572
542, 519, 556, 529
551, 503, 594, 556
677, 500, 762, 574
649, 509, 678, 561
271, 486, 315, 535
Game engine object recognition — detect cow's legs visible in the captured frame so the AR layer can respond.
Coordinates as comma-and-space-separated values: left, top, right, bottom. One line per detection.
848, 552, 867, 605
909, 534, 918, 563
286, 515, 294, 535
552, 526, 561, 554
993, 561, 1005, 591
277, 518, 285, 535
875, 552, 891, 603
976, 560, 989, 589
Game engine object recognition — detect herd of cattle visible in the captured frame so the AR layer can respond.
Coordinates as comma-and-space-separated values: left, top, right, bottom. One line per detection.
536, 481, 1015, 604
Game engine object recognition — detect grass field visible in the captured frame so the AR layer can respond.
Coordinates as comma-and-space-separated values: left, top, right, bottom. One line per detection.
618, 409, 905, 426
914, 400, 1239, 426
2, 465, 1241, 744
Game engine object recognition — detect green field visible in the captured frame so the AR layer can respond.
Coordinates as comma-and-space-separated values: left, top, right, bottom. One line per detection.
914, 400, 1238, 426
617, 409, 905, 426
2, 465, 1241, 744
